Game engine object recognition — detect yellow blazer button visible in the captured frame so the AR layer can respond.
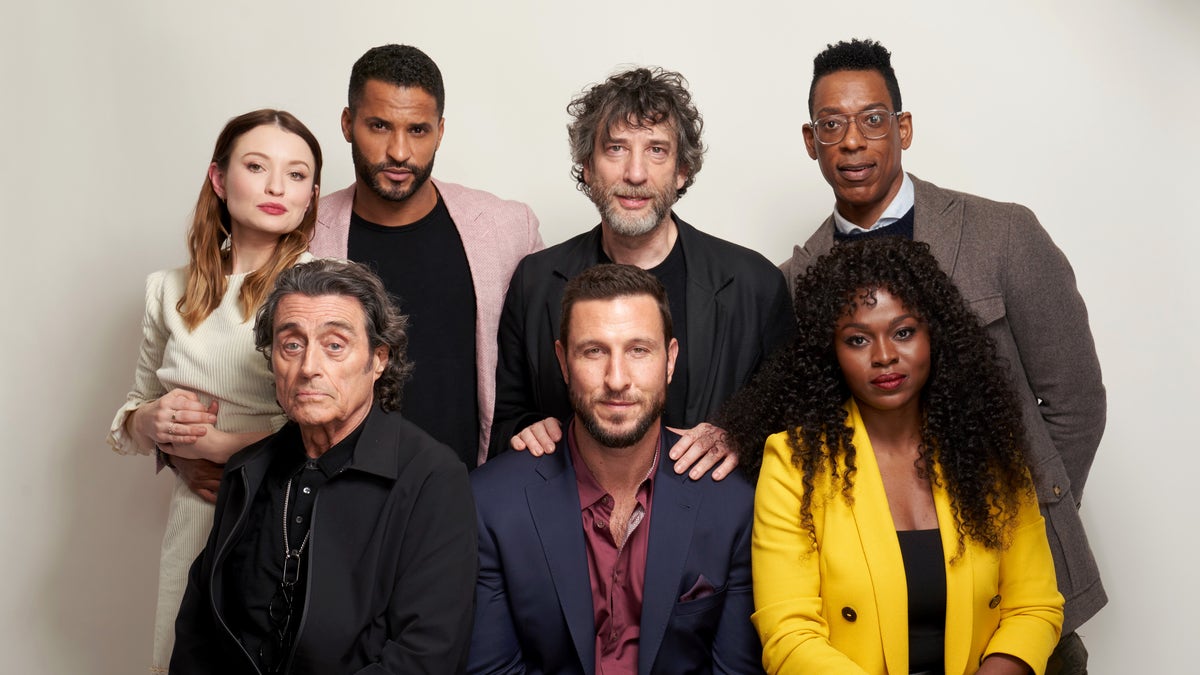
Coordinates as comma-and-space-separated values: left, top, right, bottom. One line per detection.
989, 594, 1001, 609
841, 607, 857, 622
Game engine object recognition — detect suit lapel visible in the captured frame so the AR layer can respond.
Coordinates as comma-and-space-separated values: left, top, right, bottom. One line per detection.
910, 174, 964, 278
847, 403, 910, 675
675, 219, 732, 425
527, 450, 596, 673
638, 457, 700, 674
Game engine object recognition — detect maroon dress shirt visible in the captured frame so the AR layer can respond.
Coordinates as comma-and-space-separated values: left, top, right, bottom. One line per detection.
568, 424, 662, 675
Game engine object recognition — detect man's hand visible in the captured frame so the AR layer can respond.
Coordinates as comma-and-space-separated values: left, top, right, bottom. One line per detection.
510, 417, 562, 456
170, 455, 224, 504
667, 423, 737, 481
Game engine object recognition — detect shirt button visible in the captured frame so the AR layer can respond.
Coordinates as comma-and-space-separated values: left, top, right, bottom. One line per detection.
302, 487, 311, 494
841, 607, 857, 622
295, 516, 303, 524
596, 521, 607, 529
603, 496, 613, 506
989, 594, 1002, 609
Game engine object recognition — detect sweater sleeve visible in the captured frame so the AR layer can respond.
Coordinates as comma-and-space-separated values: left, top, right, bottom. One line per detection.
752, 433, 869, 674
107, 270, 169, 456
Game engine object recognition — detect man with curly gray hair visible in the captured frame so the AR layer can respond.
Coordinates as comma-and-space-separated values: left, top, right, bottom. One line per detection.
172, 259, 477, 674
492, 67, 793, 483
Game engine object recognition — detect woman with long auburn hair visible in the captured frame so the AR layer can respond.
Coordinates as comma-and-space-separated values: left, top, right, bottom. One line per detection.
107, 109, 321, 672
721, 238, 1064, 674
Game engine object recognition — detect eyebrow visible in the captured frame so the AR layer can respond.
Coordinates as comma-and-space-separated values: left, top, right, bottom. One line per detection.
814, 102, 892, 117
240, 151, 312, 172
838, 314, 920, 331
276, 319, 357, 335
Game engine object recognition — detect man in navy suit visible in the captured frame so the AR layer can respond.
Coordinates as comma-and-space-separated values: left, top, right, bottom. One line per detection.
468, 264, 762, 674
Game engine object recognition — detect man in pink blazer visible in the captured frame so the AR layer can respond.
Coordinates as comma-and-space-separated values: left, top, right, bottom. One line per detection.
310, 44, 543, 468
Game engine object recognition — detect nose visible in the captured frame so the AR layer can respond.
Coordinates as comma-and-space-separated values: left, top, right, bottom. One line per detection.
266, 170, 285, 196
840, 117, 867, 151
387, 132, 411, 164
299, 344, 322, 378
871, 340, 898, 368
604, 354, 632, 392
623, 153, 647, 185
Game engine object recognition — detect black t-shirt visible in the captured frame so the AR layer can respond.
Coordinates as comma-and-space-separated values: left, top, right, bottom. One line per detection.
600, 238, 689, 425
347, 195, 480, 466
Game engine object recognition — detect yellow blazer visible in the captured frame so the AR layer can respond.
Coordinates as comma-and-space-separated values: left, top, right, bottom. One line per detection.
752, 401, 1063, 674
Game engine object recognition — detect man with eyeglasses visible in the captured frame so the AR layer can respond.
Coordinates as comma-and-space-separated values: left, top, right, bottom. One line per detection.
171, 260, 477, 674
782, 39, 1106, 675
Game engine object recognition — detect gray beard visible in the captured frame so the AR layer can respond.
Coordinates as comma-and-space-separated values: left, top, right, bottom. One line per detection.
589, 182, 676, 237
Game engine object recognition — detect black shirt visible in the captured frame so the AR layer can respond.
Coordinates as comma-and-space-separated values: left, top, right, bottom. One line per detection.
347, 193, 480, 466
599, 237, 689, 425
897, 527, 947, 672
224, 421, 363, 671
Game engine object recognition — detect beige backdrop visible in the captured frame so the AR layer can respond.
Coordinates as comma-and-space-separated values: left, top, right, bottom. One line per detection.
3, 0, 1196, 672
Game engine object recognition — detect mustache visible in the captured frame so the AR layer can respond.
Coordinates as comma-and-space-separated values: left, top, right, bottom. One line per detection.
370, 159, 421, 173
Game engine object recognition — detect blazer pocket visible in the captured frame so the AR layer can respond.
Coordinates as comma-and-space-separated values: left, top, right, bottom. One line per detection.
967, 294, 1006, 327
673, 586, 727, 616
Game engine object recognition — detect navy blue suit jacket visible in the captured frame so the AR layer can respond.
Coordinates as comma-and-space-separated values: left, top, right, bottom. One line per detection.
467, 425, 763, 674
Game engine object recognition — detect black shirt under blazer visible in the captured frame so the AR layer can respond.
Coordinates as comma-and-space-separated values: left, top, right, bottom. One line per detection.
490, 215, 795, 458
171, 404, 478, 674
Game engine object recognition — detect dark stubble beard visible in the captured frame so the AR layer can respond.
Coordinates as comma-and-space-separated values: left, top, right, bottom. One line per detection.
350, 134, 436, 203
571, 387, 666, 449
587, 177, 678, 237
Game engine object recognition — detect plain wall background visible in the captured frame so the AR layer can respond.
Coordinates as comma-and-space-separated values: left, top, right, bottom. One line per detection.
3, 0, 1196, 671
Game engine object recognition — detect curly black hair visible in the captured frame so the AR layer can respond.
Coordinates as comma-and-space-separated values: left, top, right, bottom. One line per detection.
720, 238, 1031, 552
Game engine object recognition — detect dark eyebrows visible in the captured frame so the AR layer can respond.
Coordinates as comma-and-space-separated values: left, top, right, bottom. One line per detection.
814, 102, 892, 117
275, 319, 358, 338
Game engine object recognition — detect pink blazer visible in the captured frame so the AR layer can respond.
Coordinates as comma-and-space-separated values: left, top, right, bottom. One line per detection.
310, 179, 543, 464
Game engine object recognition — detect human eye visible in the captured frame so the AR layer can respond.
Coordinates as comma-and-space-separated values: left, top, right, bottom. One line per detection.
863, 111, 888, 128
894, 326, 916, 340
843, 334, 868, 347
280, 339, 303, 354
289, 171, 307, 181
369, 120, 388, 132
246, 161, 265, 172
819, 116, 845, 131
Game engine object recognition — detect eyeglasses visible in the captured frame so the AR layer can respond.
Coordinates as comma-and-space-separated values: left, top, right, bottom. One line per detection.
808, 109, 902, 145
259, 550, 304, 672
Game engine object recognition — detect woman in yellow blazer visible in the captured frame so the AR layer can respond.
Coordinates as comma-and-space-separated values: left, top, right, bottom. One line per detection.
723, 238, 1063, 674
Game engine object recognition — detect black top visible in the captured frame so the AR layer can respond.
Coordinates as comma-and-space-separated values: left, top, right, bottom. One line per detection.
348, 194, 480, 467
224, 421, 363, 671
896, 527, 947, 673
832, 205, 915, 243
599, 236, 689, 425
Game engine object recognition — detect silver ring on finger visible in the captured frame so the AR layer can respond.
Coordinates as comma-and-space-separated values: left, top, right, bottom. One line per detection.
169, 424, 177, 436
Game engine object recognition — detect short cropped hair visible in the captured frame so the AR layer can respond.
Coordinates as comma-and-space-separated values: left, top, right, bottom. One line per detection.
560, 264, 673, 345
567, 67, 705, 196
349, 44, 445, 115
254, 259, 413, 412
809, 39, 902, 116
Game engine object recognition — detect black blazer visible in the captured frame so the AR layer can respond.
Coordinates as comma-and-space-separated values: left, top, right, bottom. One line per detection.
490, 215, 794, 458
171, 404, 478, 674
468, 425, 764, 674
